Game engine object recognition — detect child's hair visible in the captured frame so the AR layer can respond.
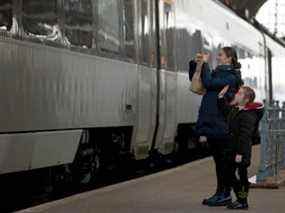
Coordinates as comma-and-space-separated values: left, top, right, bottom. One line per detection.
242, 86, 255, 103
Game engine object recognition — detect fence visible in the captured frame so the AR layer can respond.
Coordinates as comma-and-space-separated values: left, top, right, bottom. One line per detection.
257, 100, 285, 183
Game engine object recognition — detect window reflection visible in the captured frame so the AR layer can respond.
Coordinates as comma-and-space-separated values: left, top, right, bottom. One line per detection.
22, 0, 61, 43
98, 0, 121, 53
141, 0, 150, 64
202, 34, 214, 67
63, 0, 93, 49
175, 28, 203, 71
123, 0, 135, 60
238, 48, 262, 100
0, 0, 12, 31
160, 1, 175, 70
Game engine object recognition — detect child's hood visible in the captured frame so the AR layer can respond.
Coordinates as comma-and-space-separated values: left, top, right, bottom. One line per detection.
243, 102, 264, 121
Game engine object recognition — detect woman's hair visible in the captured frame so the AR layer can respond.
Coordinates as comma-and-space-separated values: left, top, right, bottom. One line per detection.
222, 46, 242, 70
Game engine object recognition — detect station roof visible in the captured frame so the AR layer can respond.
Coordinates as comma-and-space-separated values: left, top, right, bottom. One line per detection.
220, 0, 268, 18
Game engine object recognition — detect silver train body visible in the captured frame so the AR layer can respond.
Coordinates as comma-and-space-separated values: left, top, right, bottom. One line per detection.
0, 0, 285, 176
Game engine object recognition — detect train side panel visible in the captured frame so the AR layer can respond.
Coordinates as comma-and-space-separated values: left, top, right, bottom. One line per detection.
0, 130, 81, 174
0, 39, 138, 131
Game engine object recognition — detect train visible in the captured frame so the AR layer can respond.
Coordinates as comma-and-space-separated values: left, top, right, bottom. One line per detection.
0, 0, 285, 186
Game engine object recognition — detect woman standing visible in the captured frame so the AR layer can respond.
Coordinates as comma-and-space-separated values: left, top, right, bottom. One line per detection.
189, 47, 243, 206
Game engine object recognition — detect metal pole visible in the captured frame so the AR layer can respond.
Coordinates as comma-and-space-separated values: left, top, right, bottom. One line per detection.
281, 102, 285, 169
274, 0, 279, 36
257, 100, 271, 181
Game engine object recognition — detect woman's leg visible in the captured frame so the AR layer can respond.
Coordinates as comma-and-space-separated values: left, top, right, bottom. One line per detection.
202, 139, 233, 206
209, 140, 224, 194
213, 139, 233, 195
224, 153, 236, 194
202, 139, 224, 205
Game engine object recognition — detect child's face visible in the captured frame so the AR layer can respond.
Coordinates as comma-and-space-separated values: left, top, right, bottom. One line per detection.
232, 88, 248, 106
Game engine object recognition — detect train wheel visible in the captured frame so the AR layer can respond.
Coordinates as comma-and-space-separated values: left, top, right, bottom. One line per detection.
72, 130, 101, 185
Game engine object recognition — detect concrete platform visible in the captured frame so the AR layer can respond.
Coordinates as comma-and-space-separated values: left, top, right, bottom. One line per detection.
19, 146, 285, 213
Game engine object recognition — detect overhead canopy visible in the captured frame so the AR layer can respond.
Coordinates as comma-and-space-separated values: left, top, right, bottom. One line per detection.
220, 0, 268, 18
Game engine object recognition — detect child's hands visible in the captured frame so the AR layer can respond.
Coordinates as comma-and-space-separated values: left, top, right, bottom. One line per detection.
218, 85, 230, 98
235, 154, 242, 163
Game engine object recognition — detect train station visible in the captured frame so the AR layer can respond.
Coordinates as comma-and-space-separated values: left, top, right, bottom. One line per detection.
1, 0, 285, 212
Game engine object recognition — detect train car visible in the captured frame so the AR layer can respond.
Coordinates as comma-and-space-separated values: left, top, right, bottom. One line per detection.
263, 34, 285, 102
162, 0, 268, 156
0, 0, 285, 187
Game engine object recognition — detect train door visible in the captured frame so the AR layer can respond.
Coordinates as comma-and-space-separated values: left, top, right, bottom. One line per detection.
133, 0, 158, 160
154, 0, 178, 155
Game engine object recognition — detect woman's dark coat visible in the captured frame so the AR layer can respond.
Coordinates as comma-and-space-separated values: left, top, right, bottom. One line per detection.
189, 60, 243, 139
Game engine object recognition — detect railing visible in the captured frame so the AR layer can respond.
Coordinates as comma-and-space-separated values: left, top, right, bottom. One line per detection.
257, 100, 285, 184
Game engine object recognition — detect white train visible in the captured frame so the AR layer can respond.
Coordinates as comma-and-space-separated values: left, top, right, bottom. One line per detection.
0, 0, 285, 183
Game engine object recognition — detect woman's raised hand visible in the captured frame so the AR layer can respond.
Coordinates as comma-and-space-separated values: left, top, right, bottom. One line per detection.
218, 85, 230, 97
195, 53, 204, 65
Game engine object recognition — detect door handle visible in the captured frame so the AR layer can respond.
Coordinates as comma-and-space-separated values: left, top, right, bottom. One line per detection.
125, 104, 133, 111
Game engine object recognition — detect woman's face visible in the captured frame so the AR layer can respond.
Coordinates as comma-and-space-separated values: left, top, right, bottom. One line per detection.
217, 49, 232, 65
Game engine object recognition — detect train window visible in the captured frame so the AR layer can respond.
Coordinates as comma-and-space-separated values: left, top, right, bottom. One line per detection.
190, 30, 203, 56
139, 0, 156, 66
63, 0, 93, 49
22, 0, 59, 40
0, 0, 13, 32
150, 1, 157, 67
140, 0, 150, 65
123, 0, 135, 60
175, 29, 188, 71
233, 46, 246, 59
160, 1, 175, 70
97, 0, 121, 54
175, 28, 203, 71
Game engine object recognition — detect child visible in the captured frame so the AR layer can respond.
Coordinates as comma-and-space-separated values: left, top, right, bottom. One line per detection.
218, 85, 264, 210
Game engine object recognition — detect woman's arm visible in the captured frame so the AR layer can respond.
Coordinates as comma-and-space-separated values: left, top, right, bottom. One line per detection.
217, 96, 234, 118
217, 85, 236, 118
201, 65, 236, 90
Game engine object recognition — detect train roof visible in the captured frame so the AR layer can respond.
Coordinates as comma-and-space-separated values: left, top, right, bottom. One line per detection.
213, 0, 285, 56
179, 0, 264, 55
179, 0, 285, 57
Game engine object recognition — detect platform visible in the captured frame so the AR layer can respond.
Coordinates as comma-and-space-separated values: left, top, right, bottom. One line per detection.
19, 146, 285, 213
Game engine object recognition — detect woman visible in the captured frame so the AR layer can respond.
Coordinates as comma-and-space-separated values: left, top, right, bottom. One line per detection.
189, 47, 243, 206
